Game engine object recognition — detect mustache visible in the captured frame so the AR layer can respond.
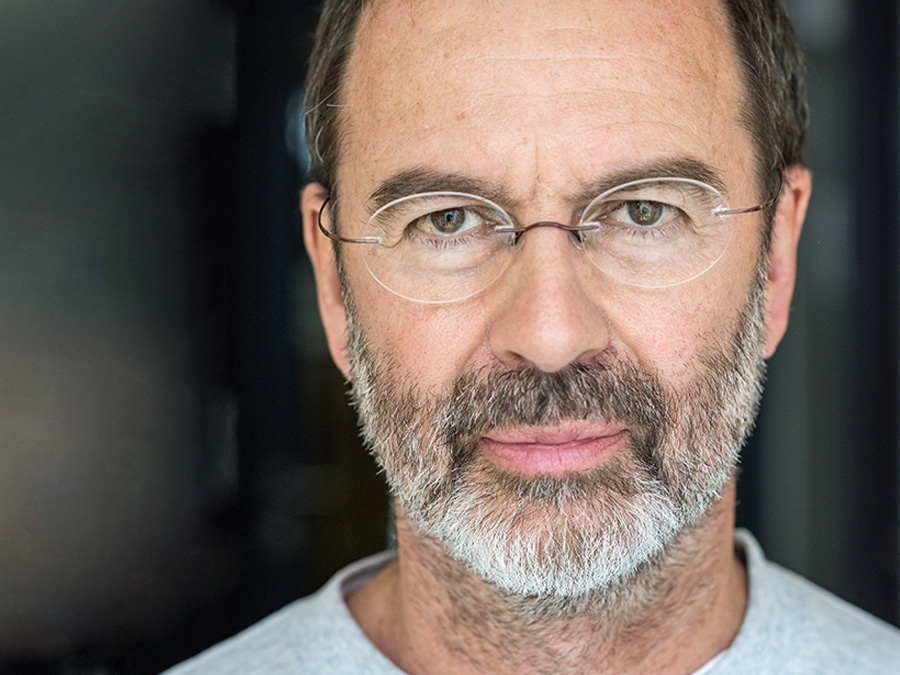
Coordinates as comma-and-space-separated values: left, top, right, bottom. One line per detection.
439, 357, 669, 453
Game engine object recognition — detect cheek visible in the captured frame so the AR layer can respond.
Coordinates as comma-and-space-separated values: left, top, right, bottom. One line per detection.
610, 296, 705, 382
353, 283, 492, 387
608, 268, 757, 385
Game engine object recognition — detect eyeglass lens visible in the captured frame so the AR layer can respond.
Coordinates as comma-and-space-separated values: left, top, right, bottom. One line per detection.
348, 179, 736, 303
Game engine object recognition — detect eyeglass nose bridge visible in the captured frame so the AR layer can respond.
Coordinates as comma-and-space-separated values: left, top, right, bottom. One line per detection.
496, 220, 601, 252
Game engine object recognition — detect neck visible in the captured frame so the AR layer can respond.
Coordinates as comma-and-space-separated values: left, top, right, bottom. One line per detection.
348, 484, 747, 675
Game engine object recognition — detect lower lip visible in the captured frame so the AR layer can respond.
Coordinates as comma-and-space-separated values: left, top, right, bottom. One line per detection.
480, 431, 629, 477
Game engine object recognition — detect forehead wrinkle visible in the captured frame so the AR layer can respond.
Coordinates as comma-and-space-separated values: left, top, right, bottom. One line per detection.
577, 118, 717, 152
470, 87, 688, 108
460, 93, 716, 166
428, 51, 719, 89
382, 0, 728, 48
351, 0, 736, 115
395, 50, 729, 132
364, 0, 730, 77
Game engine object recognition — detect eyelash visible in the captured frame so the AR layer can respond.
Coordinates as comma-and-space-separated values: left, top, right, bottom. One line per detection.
590, 203, 692, 239
404, 219, 497, 249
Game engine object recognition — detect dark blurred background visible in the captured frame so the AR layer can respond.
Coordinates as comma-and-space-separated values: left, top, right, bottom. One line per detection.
0, 0, 896, 672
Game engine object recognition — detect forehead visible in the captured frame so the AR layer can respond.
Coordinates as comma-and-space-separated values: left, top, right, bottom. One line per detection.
337, 0, 751, 205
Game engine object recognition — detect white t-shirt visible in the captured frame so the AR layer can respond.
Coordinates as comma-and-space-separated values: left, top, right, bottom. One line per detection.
164, 530, 900, 674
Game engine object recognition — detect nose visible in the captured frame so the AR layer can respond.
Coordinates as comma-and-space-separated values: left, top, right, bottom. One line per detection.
488, 226, 610, 372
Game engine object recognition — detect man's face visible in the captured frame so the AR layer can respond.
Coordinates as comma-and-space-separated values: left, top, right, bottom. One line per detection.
307, 0, 800, 601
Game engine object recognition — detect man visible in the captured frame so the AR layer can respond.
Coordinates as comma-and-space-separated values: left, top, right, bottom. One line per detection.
168, 0, 900, 672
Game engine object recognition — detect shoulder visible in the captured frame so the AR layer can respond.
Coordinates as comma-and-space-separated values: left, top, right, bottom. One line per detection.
162, 551, 400, 675
717, 530, 900, 674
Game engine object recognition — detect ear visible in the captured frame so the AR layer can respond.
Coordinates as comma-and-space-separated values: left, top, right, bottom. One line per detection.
301, 182, 352, 379
762, 165, 811, 358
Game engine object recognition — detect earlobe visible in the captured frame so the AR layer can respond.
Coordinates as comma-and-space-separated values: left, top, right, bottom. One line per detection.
301, 182, 353, 379
762, 166, 812, 358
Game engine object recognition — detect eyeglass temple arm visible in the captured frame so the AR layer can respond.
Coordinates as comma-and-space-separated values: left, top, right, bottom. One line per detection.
717, 171, 785, 216
316, 197, 380, 244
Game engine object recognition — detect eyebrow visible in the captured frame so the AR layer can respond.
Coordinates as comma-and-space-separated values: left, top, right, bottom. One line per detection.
573, 157, 728, 205
367, 157, 729, 214
369, 171, 510, 211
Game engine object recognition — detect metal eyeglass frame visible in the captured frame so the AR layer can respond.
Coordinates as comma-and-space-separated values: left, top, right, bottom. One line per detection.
317, 173, 784, 247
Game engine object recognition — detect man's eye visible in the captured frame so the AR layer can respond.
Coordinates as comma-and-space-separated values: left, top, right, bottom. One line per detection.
414, 207, 484, 236
625, 200, 666, 227
586, 198, 689, 233
429, 208, 469, 234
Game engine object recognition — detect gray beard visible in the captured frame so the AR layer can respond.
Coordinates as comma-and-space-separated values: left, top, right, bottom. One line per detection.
345, 279, 766, 609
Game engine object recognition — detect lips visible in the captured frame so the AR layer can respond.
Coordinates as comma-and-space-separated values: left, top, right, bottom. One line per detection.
480, 424, 629, 477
